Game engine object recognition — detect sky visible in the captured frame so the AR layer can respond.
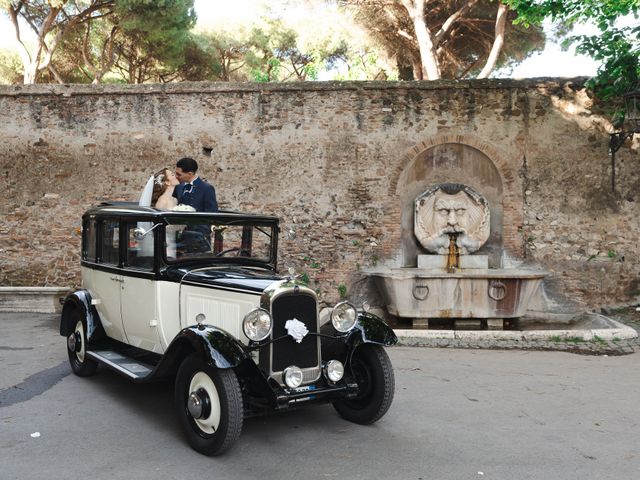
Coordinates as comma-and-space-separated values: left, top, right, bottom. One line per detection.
505, 22, 599, 78
0, 0, 604, 79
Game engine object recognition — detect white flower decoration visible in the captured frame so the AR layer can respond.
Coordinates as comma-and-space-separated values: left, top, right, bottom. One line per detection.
285, 318, 309, 343
172, 204, 196, 212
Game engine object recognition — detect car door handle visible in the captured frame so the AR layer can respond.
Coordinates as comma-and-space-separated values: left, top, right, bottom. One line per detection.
110, 276, 124, 283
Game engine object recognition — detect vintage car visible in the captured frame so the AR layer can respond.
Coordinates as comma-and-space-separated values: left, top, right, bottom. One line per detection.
60, 203, 397, 455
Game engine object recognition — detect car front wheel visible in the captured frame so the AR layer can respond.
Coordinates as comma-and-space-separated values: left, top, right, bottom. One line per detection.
333, 344, 395, 424
66, 309, 98, 377
175, 354, 243, 455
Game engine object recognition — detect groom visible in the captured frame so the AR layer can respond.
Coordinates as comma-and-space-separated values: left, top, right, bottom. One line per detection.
173, 157, 218, 212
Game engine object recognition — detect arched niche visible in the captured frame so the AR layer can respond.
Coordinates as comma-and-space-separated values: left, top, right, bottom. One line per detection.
396, 142, 504, 267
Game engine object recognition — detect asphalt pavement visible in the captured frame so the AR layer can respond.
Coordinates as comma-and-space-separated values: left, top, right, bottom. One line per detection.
1, 312, 639, 480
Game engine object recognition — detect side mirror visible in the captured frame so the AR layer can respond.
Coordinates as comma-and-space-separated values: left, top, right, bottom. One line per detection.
134, 223, 161, 239
133, 227, 147, 239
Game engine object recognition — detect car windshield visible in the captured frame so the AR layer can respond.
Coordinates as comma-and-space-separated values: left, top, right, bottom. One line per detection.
164, 216, 276, 264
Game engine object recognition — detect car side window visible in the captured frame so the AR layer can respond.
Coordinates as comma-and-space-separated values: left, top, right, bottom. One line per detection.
101, 220, 120, 266
82, 219, 97, 262
126, 221, 155, 271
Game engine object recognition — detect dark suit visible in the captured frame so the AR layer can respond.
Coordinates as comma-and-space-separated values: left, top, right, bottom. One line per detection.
173, 176, 218, 212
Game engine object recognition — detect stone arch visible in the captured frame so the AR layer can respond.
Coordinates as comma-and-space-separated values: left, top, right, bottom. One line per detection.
391, 134, 523, 267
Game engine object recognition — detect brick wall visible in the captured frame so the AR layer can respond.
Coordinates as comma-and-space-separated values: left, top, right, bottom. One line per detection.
0, 79, 638, 309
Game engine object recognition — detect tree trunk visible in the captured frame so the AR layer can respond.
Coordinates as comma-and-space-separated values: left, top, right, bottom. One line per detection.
47, 64, 65, 84
8, 1, 115, 84
477, 2, 508, 79
7, 4, 35, 83
411, 60, 423, 80
23, 63, 37, 84
401, 0, 440, 80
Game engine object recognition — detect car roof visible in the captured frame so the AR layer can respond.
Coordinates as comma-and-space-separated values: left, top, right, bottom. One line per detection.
83, 202, 279, 223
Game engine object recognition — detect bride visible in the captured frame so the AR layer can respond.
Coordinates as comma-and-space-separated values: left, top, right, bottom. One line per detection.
138, 168, 180, 210
152, 168, 180, 209
138, 168, 182, 257
139, 167, 179, 209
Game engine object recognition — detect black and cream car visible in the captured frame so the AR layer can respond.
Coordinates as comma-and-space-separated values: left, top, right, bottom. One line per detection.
60, 203, 397, 455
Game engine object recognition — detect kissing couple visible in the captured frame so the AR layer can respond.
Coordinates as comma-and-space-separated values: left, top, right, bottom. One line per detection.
139, 157, 218, 212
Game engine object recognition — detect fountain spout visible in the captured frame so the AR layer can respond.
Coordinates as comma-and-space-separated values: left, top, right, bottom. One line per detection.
446, 234, 460, 272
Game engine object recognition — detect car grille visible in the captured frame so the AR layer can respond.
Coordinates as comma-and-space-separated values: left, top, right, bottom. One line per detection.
269, 291, 319, 381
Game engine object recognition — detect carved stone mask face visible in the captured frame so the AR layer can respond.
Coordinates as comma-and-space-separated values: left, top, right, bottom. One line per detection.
414, 184, 490, 255
434, 192, 470, 233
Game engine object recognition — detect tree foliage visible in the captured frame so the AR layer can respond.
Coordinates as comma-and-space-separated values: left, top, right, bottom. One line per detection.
340, 0, 545, 80
1, 0, 195, 84
177, 14, 380, 83
184, 30, 252, 81
505, 0, 639, 104
6, 0, 539, 84
2, 0, 116, 83
0, 48, 23, 84
111, 0, 196, 83
245, 18, 342, 81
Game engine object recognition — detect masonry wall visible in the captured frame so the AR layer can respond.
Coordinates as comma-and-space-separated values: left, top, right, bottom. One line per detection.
0, 79, 638, 310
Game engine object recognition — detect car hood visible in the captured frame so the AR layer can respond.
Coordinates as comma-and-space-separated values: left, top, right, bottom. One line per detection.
163, 266, 281, 294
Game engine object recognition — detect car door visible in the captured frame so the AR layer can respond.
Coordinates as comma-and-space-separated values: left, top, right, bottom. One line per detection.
120, 220, 163, 353
90, 218, 128, 343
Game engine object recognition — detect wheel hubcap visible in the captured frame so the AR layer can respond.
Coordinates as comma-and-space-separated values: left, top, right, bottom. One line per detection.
71, 320, 85, 362
352, 360, 373, 400
187, 388, 211, 420
67, 333, 77, 352
187, 372, 221, 434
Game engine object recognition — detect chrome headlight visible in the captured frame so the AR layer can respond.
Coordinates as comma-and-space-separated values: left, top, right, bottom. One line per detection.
331, 301, 357, 332
324, 360, 344, 382
242, 308, 272, 341
283, 366, 304, 388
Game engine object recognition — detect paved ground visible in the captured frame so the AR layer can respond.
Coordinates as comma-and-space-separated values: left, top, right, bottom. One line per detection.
1, 312, 639, 480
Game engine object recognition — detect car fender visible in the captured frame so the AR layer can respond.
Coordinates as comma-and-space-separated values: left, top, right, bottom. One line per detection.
320, 311, 397, 349
153, 325, 251, 378
60, 290, 105, 342
348, 311, 398, 347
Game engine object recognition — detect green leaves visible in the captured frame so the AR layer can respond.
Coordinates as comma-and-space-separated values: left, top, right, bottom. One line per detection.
505, 0, 639, 103
2, 0, 197, 83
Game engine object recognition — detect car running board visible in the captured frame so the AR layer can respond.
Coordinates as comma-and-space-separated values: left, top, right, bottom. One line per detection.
87, 350, 154, 380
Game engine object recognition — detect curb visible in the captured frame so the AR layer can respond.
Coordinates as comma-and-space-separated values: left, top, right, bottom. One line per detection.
394, 319, 638, 344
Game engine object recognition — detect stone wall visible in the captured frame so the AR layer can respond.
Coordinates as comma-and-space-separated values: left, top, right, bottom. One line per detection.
0, 79, 638, 310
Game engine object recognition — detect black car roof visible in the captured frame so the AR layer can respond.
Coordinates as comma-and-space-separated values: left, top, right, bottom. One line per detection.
83, 202, 279, 223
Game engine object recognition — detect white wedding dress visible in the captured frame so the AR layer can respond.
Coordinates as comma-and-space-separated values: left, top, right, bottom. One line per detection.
138, 176, 155, 256
138, 175, 183, 258
165, 225, 179, 259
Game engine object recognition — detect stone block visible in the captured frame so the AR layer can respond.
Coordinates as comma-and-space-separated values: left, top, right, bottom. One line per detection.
412, 317, 430, 328
460, 255, 489, 269
454, 319, 483, 330
417, 255, 447, 269
417, 255, 489, 269
0, 287, 70, 314
487, 319, 504, 330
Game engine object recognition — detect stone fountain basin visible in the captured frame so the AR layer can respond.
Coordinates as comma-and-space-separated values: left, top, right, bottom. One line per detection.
368, 268, 546, 319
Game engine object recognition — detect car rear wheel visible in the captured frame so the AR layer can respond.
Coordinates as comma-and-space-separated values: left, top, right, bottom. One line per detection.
175, 354, 243, 455
66, 309, 98, 377
333, 344, 395, 424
